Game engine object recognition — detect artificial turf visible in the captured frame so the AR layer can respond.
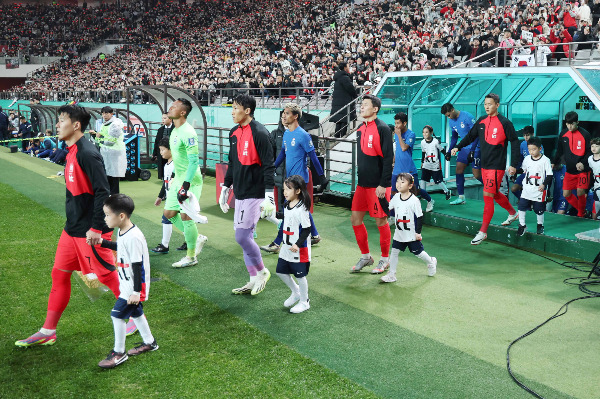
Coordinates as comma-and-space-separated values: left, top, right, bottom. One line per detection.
2, 148, 599, 399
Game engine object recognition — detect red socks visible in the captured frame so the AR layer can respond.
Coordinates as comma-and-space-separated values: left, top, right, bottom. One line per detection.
43, 268, 72, 330
565, 193, 578, 211
494, 191, 515, 214
43, 269, 120, 330
577, 194, 587, 217
352, 224, 370, 254
378, 224, 391, 257
98, 270, 120, 298
481, 195, 494, 234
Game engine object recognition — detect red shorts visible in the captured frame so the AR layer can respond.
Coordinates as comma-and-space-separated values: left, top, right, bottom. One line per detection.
563, 171, 590, 191
351, 185, 391, 218
481, 169, 505, 194
53, 230, 115, 276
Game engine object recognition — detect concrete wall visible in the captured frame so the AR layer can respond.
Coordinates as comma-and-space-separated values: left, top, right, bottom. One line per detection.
0, 63, 45, 78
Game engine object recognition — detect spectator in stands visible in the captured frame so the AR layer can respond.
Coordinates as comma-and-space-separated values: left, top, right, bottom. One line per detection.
559, 3, 579, 37
330, 62, 358, 138
549, 25, 574, 60
152, 113, 174, 180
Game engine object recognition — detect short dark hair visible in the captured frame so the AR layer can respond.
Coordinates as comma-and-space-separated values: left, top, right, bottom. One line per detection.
159, 137, 170, 149
394, 111, 408, 123
363, 94, 381, 113
57, 104, 91, 131
233, 94, 256, 116
339, 62, 348, 71
485, 93, 500, 104
527, 136, 542, 148
565, 111, 579, 124
177, 98, 193, 117
522, 126, 534, 136
441, 103, 454, 114
104, 193, 135, 218
101, 106, 114, 114
591, 137, 600, 146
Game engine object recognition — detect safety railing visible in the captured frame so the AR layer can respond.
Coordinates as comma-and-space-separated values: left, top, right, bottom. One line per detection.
453, 40, 600, 68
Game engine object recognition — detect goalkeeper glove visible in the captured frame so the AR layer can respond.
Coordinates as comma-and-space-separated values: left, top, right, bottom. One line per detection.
260, 189, 276, 219
219, 184, 231, 213
177, 181, 190, 203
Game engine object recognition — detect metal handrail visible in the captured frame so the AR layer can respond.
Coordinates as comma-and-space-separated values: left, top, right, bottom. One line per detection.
453, 39, 600, 68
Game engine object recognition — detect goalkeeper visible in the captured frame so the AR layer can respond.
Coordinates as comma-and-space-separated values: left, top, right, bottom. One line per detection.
220, 94, 275, 296
163, 99, 207, 268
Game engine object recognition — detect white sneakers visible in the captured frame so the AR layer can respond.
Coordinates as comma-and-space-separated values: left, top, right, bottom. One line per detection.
425, 199, 435, 212
427, 257, 437, 277
470, 231, 487, 245
284, 292, 300, 308
501, 213, 519, 226
290, 299, 310, 314
380, 273, 397, 283
172, 256, 198, 268
232, 281, 254, 295
195, 234, 208, 256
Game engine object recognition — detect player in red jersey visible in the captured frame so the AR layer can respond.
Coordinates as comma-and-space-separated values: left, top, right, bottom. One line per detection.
451, 93, 520, 245
15, 104, 129, 347
350, 94, 394, 274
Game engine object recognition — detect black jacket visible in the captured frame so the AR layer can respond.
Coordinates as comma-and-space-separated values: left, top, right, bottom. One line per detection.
330, 70, 358, 123
224, 119, 275, 200
64, 136, 112, 237
153, 123, 173, 179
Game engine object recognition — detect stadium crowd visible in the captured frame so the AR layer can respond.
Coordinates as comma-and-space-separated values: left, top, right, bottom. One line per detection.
5, 0, 600, 99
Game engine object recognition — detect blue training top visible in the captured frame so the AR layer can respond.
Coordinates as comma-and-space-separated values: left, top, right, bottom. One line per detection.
275, 125, 323, 183
393, 129, 417, 175
449, 110, 479, 151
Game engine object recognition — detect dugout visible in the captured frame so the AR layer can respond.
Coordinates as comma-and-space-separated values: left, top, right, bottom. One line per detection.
373, 66, 600, 183
126, 85, 208, 172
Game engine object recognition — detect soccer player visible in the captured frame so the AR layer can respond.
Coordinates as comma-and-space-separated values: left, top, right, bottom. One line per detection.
15, 104, 127, 347
420, 125, 451, 200
260, 103, 328, 254
451, 93, 520, 245
587, 138, 600, 217
441, 103, 481, 205
164, 98, 207, 268
98, 194, 158, 369
380, 173, 437, 283
516, 137, 553, 236
392, 112, 434, 212
150, 137, 175, 254
350, 94, 394, 274
552, 111, 592, 218
219, 94, 275, 295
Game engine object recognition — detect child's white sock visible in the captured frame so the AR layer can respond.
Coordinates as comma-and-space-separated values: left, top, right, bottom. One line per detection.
439, 182, 449, 193
132, 315, 154, 345
112, 316, 127, 353
161, 223, 173, 248
416, 250, 433, 265
277, 273, 299, 294
419, 180, 427, 191
297, 276, 309, 302
519, 210, 527, 226
389, 248, 400, 274
536, 213, 544, 225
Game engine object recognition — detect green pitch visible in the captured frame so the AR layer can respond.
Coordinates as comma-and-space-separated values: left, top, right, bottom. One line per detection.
1, 148, 598, 399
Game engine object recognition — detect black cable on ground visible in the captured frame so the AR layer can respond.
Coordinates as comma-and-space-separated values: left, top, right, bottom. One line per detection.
506, 247, 600, 398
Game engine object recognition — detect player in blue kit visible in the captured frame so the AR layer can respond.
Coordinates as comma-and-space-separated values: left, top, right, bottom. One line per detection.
392, 112, 434, 212
261, 103, 328, 254
441, 103, 481, 205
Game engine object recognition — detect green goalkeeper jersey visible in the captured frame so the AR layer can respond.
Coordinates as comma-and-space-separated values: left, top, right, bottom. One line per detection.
169, 121, 203, 186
